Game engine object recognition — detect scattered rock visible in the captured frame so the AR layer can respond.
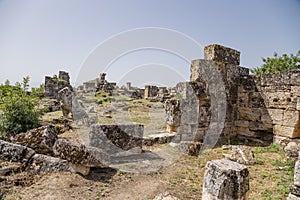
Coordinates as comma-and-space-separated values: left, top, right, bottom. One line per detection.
29, 154, 70, 173
178, 141, 202, 156
58, 87, 73, 118
223, 145, 255, 165
153, 192, 180, 200
0, 140, 35, 163
285, 142, 300, 158
12, 126, 57, 155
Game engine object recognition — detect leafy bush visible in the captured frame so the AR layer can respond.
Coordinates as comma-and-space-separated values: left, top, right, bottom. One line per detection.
251, 50, 300, 74
0, 77, 41, 137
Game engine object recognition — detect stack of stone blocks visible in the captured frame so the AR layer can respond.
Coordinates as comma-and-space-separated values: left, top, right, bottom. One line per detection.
44, 71, 72, 99
166, 44, 300, 149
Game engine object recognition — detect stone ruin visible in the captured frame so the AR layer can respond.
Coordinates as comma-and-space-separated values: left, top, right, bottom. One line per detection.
202, 159, 249, 200
44, 71, 72, 99
77, 73, 117, 93
165, 44, 300, 153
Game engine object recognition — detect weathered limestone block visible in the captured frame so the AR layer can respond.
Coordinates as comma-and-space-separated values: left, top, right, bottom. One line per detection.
248, 92, 265, 108
290, 69, 300, 85
204, 44, 240, 65
53, 139, 109, 167
0, 140, 35, 163
282, 110, 300, 127
202, 159, 249, 200
12, 126, 57, 155
274, 125, 300, 138
238, 107, 261, 122
297, 98, 300, 111
264, 109, 283, 125
165, 99, 181, 132
263, 91, 295, 109
294, 160, 300, 187
29, 154, 70, 173
223, 145, 255, 165
89, 124, 144, 152
143, 133, 176, 146
291, 86, 300, 96
177, 141, 202, 156
284, 142, 300, 157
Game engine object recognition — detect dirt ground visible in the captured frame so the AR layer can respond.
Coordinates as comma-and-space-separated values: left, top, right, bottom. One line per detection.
2, 144, 295, 200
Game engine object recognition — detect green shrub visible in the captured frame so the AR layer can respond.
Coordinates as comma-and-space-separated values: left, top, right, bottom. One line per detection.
251, 50, 300, 74
0, 77, 41, 137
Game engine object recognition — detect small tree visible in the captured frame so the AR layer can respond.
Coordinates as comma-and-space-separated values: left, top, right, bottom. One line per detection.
251, 50, 300, 74
0, 77, 41, 137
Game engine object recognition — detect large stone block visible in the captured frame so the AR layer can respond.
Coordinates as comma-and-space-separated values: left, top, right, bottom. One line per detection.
29, 154, 70, 173
89, 124, 144, 152
265, 109, 283, 125
274, 125, 300, 138
0, 140, 35, 163
204, 44, 240, 65
53, 139, 109, 167
202, 159, 249, 200
283, 110, 299, 126
12, 126, 57, 155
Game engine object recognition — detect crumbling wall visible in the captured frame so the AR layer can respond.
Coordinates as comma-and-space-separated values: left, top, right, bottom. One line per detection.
44, 71, 71, 99
237, 70, 300, 144
144, 85, 158, 98
166, 44, 300, 148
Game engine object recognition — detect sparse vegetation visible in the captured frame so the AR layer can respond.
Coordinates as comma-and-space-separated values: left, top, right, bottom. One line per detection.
0, 77, 42, 137
251, 50, 300, 74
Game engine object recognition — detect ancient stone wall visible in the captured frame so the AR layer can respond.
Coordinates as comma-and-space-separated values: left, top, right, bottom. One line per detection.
44, 71, 71, 99
144, 85, 158, 98
166, 44, 300, 148
237, 70, 300, 144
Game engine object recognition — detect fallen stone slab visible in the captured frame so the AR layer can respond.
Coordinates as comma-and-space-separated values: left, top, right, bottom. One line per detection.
223, 145, 255, 165
0, 140, 35, 163
89, 124, 144, 153
143, 133, 176, 146
12, 126, 57, 155
29, 154, 70, 174
53, 139, 110, 167
202, 159, 249, 200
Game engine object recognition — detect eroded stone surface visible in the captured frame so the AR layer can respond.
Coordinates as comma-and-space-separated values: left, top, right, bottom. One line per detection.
0, 140, 35, 163
29, 154, 70, 173
202, 159, 249, 200
12, 126, 57, 155
89, 124, 144, 153
53, 139, 109, 167
223, 145, 255, 165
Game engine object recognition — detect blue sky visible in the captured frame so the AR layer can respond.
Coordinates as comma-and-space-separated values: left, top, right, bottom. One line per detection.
0, 0, 299, 87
